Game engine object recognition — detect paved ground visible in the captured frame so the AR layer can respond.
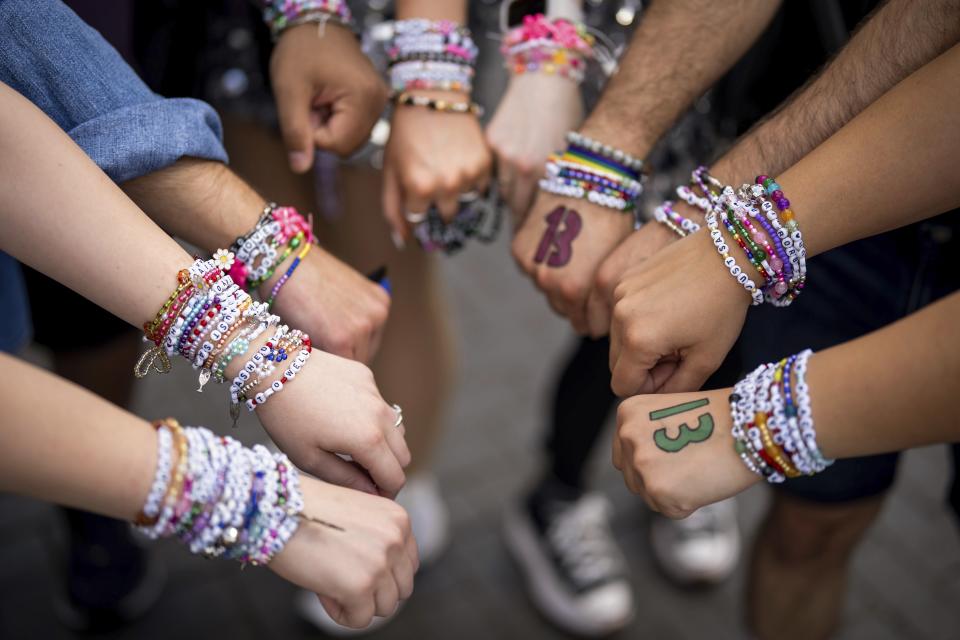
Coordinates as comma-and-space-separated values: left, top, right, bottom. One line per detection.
2, 232, 959, 640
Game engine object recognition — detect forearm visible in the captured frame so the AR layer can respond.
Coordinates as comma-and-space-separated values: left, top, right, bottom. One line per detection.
121, 159, 266, 253
580, 0, 780, 157
775, 44, 960, 257
0, 83, 191, 326
396, 0, 466, 21
0, 353, 155, 521
714, 0, 960, 182
808, 292, 960, 459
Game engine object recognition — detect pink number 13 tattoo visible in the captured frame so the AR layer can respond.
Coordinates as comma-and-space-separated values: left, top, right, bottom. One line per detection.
534, 206, 582, 268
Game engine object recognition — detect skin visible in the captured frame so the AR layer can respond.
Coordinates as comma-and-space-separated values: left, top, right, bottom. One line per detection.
0, 353, 417, 630
270, 21, 388, 170
608, 44, 960, 398
590, 0, 960, 337
512, 0, 781, 334
383, 0, 492, 240
123, 159, 390, 364
613, 290, 960, 518
0, 81, 408, 498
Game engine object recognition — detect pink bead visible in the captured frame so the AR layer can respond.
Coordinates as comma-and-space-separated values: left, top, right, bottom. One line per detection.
769, 256, 784, 272
774, 280, 789, 295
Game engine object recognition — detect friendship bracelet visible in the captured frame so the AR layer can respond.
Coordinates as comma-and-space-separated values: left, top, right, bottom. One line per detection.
391, 91, 483, 116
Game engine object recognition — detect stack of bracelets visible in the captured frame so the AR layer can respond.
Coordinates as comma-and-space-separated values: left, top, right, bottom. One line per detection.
261, 0, 354, 39
653, 166, 807, 307
411, 188, 504, 255
500, 13, 596, 84
730, 350, 833, 484
135, 418, 313, 565
540, 131, 645, 219
136, 205, 318, 425
387, 19, 482, 116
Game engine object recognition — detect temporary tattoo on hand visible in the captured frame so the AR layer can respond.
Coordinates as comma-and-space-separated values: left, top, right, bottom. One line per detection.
534, 206, 582, 268
649, 398, 714, 453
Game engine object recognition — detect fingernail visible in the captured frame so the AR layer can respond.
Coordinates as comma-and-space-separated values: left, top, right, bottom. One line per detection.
288, 151, 310, 173
390, 229, 406, 251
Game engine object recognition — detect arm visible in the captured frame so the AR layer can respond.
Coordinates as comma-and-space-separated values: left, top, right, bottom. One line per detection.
608, 43, 960, 397
511, 0, 781, 334
0, 352, 416, 629
594, 0, 960, 333
382, 0, 492, 239
0, 81, 408, 498
612, 290, 960, 519
121, 160, 390, 364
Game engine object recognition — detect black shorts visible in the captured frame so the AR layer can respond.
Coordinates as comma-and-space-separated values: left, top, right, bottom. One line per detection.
709, 213, 960, 504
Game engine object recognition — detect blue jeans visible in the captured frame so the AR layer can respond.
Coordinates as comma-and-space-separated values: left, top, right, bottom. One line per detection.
0, 0, 229, 352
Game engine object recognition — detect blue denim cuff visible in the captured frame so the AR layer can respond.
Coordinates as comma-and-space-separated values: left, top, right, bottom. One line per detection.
68, 97, 229, 183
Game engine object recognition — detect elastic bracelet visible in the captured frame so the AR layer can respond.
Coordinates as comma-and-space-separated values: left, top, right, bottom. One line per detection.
266, 241, 312, 308
705, 199, 764, 306
391, 91, 483, 116
262, 0, 353, 39
565, 131, 644, 174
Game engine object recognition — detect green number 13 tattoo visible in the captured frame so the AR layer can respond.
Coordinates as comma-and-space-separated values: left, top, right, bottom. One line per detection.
649, 398, 714, 453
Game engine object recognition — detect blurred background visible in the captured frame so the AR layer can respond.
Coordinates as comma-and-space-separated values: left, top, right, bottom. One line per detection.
2, 1, 959, 638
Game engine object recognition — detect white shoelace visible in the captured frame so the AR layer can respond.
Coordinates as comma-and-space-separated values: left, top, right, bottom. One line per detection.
545, 495, 623, 588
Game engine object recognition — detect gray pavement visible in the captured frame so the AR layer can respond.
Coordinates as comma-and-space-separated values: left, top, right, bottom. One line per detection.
2, 232, 959, 639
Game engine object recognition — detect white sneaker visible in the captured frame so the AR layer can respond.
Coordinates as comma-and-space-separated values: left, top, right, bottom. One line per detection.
503, 493, 635, 637
295, 591, 396, 636
396, 472, 450, 567
649, 498, 741, 586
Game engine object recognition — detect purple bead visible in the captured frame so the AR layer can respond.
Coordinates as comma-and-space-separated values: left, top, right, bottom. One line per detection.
756, 175, 769, 184
777, 198, 790, 210
771, 190, 784, 201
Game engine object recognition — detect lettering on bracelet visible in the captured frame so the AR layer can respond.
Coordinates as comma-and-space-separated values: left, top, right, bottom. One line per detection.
534, 206, 582, 268
649, 398, 714, 453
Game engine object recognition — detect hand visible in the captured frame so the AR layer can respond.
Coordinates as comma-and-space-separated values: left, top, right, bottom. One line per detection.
609, 228, 752, 397
266, 247, 389, 364
383, 92, 492, 241
511, 193, 633, 334
613, 388, 760, 519
256, 351, 410, 498
270, 477, 419, 628
485, 74, 583, 225
271, 23, 388, 171
587, 203, 704, 337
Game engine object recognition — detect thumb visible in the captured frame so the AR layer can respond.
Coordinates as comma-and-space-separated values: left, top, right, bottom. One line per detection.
314, 104, 371, 157
274, 79, 317, 173
382, 162, 409, 245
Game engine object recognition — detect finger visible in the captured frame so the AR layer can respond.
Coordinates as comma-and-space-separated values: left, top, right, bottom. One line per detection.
314, 98, 371, 157
612, 430, 623, 470
658, 356, 712, 394
313, 451, 379, 495
401, 182, 433, 237
509, 175, 538, 225
585, 287, 612, 338
318, 595, 346, 626
383, 162, 409, 245
273, 79, 317, 174
405, 527, 421, 574
393, 544, 416, 600
342, 596, 377, 629
611, 350, 655, 398
434, 182, 460, 223
374, 577, 400, 618
383, 407, 412, 469
353, 438, 406, 498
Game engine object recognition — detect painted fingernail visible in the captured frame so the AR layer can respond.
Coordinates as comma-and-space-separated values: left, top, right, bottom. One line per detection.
390, 229, 406, 251
288, 151, 310, 173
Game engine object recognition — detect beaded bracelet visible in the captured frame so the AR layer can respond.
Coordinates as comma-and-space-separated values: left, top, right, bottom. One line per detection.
261, 0, 353, 39
391, 91, 483, 116
266, 241, 312, 308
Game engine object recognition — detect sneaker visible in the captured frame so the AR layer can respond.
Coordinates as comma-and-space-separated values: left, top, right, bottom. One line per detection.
396, 472, 450, 567
295, 591, 397, 636
54, 509, 164, 632
649, 498, 740, 586
503, 492, 634, 637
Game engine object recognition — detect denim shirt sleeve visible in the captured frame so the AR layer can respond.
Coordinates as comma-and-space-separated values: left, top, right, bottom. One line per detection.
0, 0, 228, 183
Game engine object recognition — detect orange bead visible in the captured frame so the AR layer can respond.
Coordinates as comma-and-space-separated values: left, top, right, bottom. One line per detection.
781, 209, 795, 221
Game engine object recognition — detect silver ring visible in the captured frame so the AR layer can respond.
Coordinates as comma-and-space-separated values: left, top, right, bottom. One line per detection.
404, 211, 427, 224
459, 190, 480, 203
391, 404, 404, 429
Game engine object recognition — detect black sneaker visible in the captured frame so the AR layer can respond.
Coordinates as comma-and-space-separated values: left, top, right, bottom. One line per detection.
503, 489, 634, 636
54, 509, 164, 632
